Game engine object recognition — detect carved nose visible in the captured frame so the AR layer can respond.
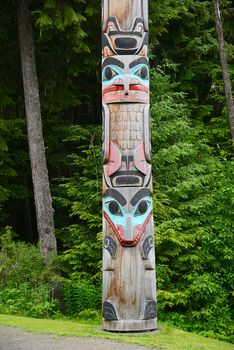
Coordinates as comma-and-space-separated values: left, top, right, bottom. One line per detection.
125, 215, 133, 240
123, 78, 139, 95
124, 81, 129, 95
114, 76, 131, 95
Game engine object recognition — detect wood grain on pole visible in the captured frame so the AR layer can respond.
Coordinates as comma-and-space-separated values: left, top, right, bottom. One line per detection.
102, 0, 157, 332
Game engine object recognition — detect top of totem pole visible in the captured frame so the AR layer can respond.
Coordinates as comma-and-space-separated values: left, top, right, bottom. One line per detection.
102, 0, 148, 32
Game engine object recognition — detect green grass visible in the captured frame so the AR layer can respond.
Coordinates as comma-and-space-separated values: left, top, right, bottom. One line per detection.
0, 314, 233, 350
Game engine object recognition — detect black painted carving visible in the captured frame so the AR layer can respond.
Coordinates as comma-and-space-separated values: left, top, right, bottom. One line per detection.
144, 300, 157, 320
136, 200, 148, 215
142, 235, 153, 259
115, 175, 141, 186
130, 188, 151, 206
104, 189, 127, 206
129, 57, 148, 68
104, 236, 117, 258
102, 57, 124, 69
103, 301, 118, 320
102, 17, 148, 56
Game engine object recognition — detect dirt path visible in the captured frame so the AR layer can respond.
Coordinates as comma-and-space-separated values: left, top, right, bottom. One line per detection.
0, 326, 154, 350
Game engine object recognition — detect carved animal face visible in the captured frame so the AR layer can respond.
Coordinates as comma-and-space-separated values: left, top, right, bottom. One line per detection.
103, 17, 148, 56
103, 188, 152, 247
102, 56, 149, 103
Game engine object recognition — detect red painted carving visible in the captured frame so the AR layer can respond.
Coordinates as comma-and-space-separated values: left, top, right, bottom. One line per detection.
104, 210, 153, 247
107, 142, 122, 176
134, 141, 150, 175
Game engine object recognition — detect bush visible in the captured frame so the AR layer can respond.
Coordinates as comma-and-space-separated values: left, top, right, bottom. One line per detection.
78, 309, 101, 321
0, 227, 60, 318
63, 278, 101, 316
0, 283, 59, 318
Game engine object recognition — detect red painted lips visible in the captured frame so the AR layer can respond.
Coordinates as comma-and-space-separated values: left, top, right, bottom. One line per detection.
102, 84, 149, 96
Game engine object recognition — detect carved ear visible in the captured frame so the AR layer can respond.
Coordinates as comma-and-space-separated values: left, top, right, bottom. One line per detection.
138, 45, 148, 57
142, 0, 148, 31
102, 0, 109, 31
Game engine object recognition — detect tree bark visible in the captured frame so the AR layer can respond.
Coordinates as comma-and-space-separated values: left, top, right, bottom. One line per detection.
213, 0, 234, 151
17, 0, 57, 258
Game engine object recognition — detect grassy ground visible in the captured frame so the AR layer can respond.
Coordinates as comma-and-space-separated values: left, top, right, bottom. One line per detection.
0, 314, 233, 350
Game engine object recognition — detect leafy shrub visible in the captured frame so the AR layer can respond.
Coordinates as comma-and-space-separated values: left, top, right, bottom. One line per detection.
151, 70, 234, 343
78, 309, 101, 321
0, 283, 58, 318
55, 125, 102, 280
63, 278, 101, 316
0, 227, 60, 318
0, 227, 59, 288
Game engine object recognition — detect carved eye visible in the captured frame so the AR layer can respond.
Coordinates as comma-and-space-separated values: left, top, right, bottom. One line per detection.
103, 66, 118, 81
135, 66, 149, 80
107, 201, 123, 216
135, 200, 150, 216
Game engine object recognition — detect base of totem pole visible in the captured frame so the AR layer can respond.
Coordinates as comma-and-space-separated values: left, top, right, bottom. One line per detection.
103, 318, 157, 332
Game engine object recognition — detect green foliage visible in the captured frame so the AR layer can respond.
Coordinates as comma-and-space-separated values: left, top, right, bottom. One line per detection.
0, 283, 58, 318
0, 227, 60, 318
32, 0, 100, 114
63, 278, 101, 316
150, 69, 233, 343
55, 125, 102, 280
150, 0, 234, 154
0, 227, 58, 288
0, 119, 29, 223
34, 1, 88, 53
77, 309, 100, 321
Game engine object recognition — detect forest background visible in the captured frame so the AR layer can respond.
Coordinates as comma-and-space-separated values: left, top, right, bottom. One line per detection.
0, 0, 233, 344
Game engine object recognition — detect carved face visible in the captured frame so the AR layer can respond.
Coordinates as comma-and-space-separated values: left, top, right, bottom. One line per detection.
102, 56, 149, 104
103, 17, 148, 56
103, 188, 152, 247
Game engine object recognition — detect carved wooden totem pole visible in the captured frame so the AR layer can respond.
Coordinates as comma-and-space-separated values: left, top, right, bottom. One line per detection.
102, 0, 157, 332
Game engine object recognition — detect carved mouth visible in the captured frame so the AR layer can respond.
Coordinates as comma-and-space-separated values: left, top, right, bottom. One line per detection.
102, 85, 149, 96
114, 37, 138, 49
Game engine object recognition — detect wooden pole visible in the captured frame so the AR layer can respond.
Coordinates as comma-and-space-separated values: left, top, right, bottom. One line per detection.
102, 0, 157, 332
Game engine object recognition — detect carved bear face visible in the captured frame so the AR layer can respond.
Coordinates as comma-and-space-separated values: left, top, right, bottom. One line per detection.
103, 188, 152, 247
102, 56, 149, 104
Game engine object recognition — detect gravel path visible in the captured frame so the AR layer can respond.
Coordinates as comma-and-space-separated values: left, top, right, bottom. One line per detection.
0, 326, 154, 350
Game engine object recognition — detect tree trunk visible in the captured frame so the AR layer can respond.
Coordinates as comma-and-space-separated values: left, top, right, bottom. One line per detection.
213, 0, 234, 151
17, 0, 57, 258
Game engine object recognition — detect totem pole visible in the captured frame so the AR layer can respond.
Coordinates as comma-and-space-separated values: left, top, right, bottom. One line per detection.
102, 0, 157, 332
